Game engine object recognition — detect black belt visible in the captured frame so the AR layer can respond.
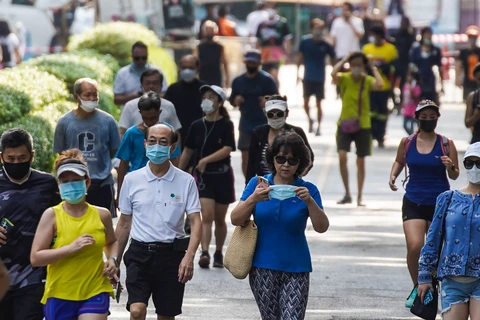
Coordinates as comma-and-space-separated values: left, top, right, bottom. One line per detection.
131, 239, 173, 252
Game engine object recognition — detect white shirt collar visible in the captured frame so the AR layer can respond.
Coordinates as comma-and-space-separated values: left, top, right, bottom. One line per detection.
145, 162, 176, 182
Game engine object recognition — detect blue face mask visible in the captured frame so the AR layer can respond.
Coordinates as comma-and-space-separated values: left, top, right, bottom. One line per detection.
269, 185, 297, 201
59, 180, 87, 204
146, 144, 171, 164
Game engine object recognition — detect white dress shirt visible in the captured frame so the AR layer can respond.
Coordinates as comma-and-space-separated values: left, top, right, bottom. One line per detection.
119, 162, 201, 243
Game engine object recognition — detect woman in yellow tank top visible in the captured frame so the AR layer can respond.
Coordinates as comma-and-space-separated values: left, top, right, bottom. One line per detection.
30, 149, 118, 320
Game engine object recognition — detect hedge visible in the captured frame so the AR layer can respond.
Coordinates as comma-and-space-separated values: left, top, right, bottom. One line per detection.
67, 22, 177, 85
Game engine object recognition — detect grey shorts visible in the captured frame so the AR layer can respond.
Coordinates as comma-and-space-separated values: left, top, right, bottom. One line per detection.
238, 130, 253, 151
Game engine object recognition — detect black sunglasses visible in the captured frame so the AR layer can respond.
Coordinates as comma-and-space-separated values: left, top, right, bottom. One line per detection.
464, 159, 480, 170
267, 111, 285, 119
134, 56, 147, 61
275, 155, 299, 166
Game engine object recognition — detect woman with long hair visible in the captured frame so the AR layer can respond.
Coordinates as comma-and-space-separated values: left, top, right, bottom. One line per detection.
0, 20, 21, 68
30, 149, 118, 320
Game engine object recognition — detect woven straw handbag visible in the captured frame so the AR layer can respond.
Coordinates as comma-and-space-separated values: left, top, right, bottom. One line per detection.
224, 220, 258, 279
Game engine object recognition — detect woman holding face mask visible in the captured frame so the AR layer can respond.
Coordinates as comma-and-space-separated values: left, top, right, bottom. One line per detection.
245, 95, 314, 185
417, 142, 480, 320
30, 149, 118, 320
231, 132, 329, 320
389, 100, 459, 308
179, 85, 236, 269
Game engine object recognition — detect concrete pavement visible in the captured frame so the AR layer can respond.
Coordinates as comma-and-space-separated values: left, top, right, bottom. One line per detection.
109, 66, 471, 319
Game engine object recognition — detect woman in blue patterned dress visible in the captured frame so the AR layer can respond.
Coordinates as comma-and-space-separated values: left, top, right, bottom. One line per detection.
418, 142, 480, 319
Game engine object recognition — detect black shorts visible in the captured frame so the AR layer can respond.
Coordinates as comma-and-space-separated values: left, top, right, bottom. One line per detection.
262, 62, 280, 72
402, 195, 435, 222
303, 80, 325, 99
198, 168, 235, 204
124, 241, 186, 317
86, 181, 116, 217
0, 283, 45, 320
238, 130, 253, 151
336, 128, 372, 157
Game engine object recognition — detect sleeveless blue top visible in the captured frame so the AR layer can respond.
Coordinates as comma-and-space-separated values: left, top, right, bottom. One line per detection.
405, 135, 450, 205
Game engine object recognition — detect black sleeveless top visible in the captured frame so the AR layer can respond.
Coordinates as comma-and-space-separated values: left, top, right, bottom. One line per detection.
473, 90, 480, 143
198, 41, 223, 86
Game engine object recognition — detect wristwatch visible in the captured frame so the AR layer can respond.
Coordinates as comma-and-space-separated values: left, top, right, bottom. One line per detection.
109, 256, 119, 267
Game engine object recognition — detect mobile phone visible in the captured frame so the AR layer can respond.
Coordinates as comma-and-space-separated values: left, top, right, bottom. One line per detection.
258, 176, 269, 186
0, 218, 13, 233
115, 281, 123, 303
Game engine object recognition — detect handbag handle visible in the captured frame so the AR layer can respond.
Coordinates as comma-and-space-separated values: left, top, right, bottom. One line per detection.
357, 77, 365, 117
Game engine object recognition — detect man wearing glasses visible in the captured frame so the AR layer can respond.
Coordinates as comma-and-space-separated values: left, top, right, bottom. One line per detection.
113, 41, 168, 107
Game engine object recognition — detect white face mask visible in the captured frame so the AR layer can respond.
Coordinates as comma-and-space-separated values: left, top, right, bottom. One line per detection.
368, 36, 376, 43
467, 166, 480, 184
80, 99, 98, 113
268, 117, 286, 129
351, 66, 362, 76
201, 99, 215, 114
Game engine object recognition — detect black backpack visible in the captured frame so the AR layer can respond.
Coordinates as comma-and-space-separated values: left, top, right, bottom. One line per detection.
0, 38, 11, 65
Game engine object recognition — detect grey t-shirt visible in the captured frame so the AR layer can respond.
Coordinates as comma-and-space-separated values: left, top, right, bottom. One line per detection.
118, 97, 182, 131
53, 109, 121, 184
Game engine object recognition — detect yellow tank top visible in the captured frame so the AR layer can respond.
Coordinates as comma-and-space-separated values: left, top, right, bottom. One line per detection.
41, 202, 113, 303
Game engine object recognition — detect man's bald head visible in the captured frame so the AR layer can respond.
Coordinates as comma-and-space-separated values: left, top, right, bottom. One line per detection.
180, 55, 199, 70
145, 123, 179, 145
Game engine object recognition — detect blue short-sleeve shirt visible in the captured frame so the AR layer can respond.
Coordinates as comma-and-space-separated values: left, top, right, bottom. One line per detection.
240, 173, 323, 273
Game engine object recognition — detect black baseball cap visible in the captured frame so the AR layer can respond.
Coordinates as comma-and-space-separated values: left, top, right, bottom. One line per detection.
244, 49, 261, 63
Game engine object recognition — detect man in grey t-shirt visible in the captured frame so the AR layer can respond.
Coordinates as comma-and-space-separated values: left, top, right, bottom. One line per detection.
53, 77, 120, 217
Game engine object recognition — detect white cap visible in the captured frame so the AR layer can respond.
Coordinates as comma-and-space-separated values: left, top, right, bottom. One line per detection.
265, 99, 288, 112
200, 85, 226, 102
56, 163, 90, 179
464, 142, 480, 160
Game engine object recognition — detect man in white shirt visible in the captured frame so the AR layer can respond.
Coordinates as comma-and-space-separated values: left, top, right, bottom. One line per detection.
330, 2, 365, 59
246, 2, 269, 37
118, 69, 181, 139
116, 123, 202, 320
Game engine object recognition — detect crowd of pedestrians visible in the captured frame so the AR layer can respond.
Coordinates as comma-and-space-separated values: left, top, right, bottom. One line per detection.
1, 1, 480, 320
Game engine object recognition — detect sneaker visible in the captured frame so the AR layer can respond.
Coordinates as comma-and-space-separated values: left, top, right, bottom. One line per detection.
213, 251, 224, 268
308, 119, 314, 133
315, 128, 321, 136
198, 251, 210, 268
405, 286, 418, 308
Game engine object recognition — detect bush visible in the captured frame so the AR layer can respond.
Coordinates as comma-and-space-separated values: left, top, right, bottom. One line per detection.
67, 22, 177, 85
69, 49, 120, 74
24, 53, 115, 93
98, 85, 120, 120
0, 85, 32, 124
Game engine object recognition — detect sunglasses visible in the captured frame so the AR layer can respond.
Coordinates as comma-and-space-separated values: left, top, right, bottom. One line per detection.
275, 155, 299, 166
134, 56, 147, 61
464, 159, 480, 170
267, 111, 285, 119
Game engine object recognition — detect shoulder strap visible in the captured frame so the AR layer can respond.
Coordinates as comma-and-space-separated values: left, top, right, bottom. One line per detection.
357, 77, 366, 116
403, 133, 417, 159
439, 135, 450, 156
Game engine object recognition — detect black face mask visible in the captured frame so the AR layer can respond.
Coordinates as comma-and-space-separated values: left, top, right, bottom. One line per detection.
246, 66, 259, 74
418, 119, 438, 133
2, 159, 31, 181
206, 35, 214, 41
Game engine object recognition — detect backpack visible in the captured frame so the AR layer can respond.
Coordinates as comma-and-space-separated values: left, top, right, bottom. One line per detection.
0, 38, 11, 65
402, 133, 450, 187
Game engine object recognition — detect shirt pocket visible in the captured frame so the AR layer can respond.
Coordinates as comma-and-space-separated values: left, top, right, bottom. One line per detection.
161, 199, 186, 228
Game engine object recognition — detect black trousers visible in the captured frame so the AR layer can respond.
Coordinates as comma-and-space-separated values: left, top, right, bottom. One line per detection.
0, 283, 45, 320
370, 91, 390, 143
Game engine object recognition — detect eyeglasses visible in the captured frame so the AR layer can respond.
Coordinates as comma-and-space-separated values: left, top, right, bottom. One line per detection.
267, 111, 285, 119
464, 159, 480, 170
274, 155, 299, 166
134, 56, 147, 61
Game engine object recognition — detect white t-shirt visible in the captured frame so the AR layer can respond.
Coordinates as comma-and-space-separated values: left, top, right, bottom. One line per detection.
118, 97, 182, 131
0, 33, 20, 67
330, 16, 364, 58
246, 10, 269, 36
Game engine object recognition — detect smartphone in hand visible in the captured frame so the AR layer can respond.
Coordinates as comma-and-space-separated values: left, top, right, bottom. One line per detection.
258, 176, 269, 187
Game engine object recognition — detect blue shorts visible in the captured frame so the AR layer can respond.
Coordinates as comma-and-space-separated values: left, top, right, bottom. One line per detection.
441, 277, 480, 314
44, 292, 110, 320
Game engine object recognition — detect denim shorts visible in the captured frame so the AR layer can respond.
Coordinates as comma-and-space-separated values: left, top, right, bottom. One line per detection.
441, 277, 480, 314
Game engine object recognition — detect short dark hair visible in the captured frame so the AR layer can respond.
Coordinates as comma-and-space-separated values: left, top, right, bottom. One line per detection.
140, 69, 164, 85
473, 63, 480, 76
266, 132, 311, 176
348, 51, 369, 65
0, 20, 11, 38
265, 94, 287, 102
132, 41, 148, 53
0, 128, 34, 154
343, 2, 354, 11
370, 25, 385, 39
138, 91, 161, 112
145, 123, 179, 144
218, 5, 229, 17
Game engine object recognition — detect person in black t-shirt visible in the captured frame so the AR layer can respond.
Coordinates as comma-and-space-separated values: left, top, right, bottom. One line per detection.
0, 128, 60, 320
456, 25, 480, 101
179, 85, 235, 269
196, 21, 230, 87
464, 63, 480, 143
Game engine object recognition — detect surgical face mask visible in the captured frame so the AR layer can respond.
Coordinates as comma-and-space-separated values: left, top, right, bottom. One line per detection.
334, 8, 342, 16
59, 180, 87, 204
312, 30, 323, 38
2, 160, 31, 181
418, 119, 437, 133
268, 117, 286, 129
269, 185, 297, 201
351, 66, 362, 76
423, 39, 432, 46
246, 66, 259, 74
466, 166, 480, 184
180, 69, 196, 82
201, 99, 215, 114
146, 144, 171, 165
79, 99, 98, 113
369, 36, 376, 43
266, 8, 276, 18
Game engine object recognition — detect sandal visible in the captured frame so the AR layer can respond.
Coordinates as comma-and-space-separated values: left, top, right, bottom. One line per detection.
337, 196, 352, 205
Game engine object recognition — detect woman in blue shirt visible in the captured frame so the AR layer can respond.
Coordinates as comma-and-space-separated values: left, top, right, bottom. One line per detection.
231, 132, 329, 320
418, 142, 480, 319
389, 100, 459, 307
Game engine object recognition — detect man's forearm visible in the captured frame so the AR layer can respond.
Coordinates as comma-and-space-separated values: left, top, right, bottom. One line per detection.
115, 226, 131, 263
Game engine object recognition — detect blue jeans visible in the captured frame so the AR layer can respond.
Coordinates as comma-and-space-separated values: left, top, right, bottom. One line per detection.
441, 277, 480, 314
